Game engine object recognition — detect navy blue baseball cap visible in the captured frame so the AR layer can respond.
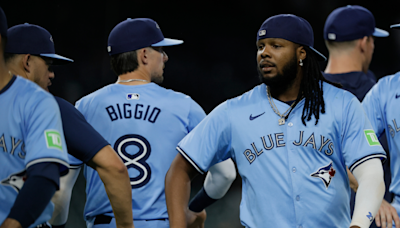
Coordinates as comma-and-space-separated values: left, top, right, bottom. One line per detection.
324, 5, 388, 42
5, 23, 73, 64
390, 24, 400, 29
0, 7, 7, 38
257, 14, 326, 61
107, 18, 183, 56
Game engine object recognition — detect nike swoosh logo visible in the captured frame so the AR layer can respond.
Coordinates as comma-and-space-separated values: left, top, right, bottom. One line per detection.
250, 112, 265, 120
396, 94, 400, 99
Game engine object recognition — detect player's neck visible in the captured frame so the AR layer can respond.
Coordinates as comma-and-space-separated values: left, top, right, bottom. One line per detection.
269, 72, 302, 102
0, 61, 12, 91
324, 54, 364, 74
7, 64, 25, 79
116, 71, 150, 85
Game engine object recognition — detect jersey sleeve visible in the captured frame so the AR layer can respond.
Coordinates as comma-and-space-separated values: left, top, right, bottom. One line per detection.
187, 98, 206, 132
24, 95, 69, 171
177, 101, 232, 174
68, 154, 84, 168
362, 81, 386, 138
341, 96, 386, 172
55, 97, 109, 164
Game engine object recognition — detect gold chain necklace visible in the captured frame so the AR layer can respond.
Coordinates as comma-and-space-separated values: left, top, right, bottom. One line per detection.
266, 86, 297, 125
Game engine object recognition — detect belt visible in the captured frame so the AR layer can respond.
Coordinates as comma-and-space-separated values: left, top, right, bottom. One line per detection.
94, 215, 167, 225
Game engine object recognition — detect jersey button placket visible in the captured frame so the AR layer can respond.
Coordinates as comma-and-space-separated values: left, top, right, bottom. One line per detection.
286, 115, 302, 226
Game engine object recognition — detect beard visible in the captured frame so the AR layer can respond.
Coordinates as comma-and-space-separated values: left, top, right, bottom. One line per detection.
151, 72, 164, 84
258, 54, 298, 93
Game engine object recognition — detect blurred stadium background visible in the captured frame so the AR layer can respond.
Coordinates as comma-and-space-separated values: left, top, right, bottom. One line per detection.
1, 1, 400, 227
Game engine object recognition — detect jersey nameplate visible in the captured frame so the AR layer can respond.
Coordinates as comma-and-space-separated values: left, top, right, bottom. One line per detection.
105, 103, 161, 123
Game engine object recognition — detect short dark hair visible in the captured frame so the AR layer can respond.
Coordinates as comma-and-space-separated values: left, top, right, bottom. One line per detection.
110, 50, 139, 76
4, 52, 16, 63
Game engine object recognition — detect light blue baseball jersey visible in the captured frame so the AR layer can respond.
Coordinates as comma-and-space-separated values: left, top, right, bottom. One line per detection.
362, 72, 400, 205
75, 83, 205, 222
178, 82, 386, 228
0, 76, 69, 227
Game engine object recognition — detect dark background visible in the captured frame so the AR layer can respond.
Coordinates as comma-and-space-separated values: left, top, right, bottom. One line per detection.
1, 1, 400, 227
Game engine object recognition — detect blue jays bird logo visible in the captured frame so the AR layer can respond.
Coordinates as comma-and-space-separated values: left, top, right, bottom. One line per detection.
1, 169, 27, 192
310, 161, 336, 189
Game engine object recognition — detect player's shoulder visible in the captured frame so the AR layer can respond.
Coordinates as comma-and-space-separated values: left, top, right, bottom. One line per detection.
151, 83, 196, 101
226, 84, 265, 108
12, 76, 57, 105
54, 96, 72, 107
75, 84, 116, 107
78, 84, 113, 100
375, 72, 400, 90
322, 81, 358, 103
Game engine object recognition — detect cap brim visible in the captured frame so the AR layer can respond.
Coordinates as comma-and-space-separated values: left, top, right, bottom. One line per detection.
40, 53, 74, 65
390, 24, 400, 29
152, 38, 183, 47
309, 46, 327, 61
373, 28, 389, 37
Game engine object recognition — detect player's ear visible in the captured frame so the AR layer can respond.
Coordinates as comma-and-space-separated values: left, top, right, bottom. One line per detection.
21, 54, 31, 73
297, 46, 306, 62
359, 36, 369, 53
138, 48, 149, 65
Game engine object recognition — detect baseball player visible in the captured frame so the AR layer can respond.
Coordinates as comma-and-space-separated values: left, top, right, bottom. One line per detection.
4, 23, 134, 228
362, 24, 400, 228
73, 18, 213, 228
0, 7, 69, 228
322, 5, 398, 228
165, 14, 386, 228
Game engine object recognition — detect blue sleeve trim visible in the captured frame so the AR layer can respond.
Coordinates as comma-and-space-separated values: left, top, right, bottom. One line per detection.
189, 187, 218, 212
69, 164, 83, 169
176, 146, 205, 175
349, 153, 387, 173
8, 173, 58, 227
27, 162, 61, 188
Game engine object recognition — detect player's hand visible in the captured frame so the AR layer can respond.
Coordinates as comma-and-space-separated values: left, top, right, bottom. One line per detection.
186, 209, 206, 228
375, 199, 400, 228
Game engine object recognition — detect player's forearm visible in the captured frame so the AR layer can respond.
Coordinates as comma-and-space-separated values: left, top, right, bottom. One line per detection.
89, 146, 134, 228
350, 159, 385, 228
347, 167, 359, 192
165, 153, 198, 228
98, 167, 133, 228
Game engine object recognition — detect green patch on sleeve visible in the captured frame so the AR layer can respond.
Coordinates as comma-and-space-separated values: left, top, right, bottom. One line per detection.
364, 130, 380, 146
45, 130, 63, 151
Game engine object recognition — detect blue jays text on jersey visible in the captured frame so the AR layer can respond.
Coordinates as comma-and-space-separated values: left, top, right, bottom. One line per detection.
0, 76, 69, 228
362, 72, 400, 217
74, 82, 205, 226
177, 82, 386, 228
243, 130, 335, 164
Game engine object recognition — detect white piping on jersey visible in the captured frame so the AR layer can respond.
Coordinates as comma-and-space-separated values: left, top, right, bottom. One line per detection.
26, 158, 70, 170
177, 147, 205, 175
349, 154, 387, 173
